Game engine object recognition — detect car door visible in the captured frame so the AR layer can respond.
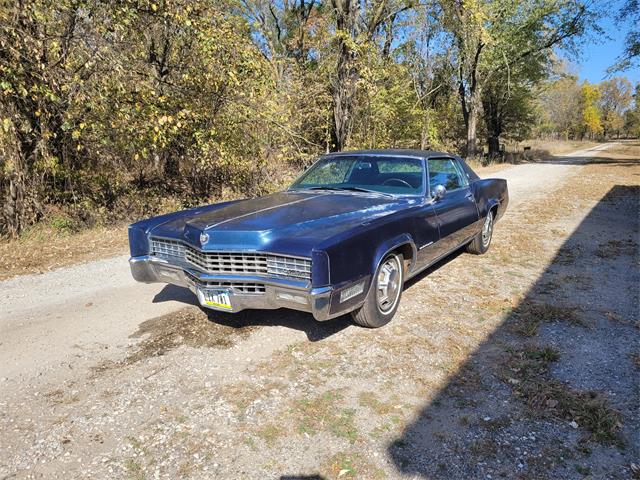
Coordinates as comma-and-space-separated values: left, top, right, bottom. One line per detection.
426, 157, 480, 257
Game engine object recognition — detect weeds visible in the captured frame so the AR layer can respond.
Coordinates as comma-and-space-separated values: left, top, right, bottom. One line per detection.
503, 345, 623, 445
292, 390, 359, 443
510, 302, 583, 336
595, 239, 636, 259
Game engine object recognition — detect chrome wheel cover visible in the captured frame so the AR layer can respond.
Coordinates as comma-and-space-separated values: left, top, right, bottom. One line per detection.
376, 255, 402, 314
482, 211, 493, 248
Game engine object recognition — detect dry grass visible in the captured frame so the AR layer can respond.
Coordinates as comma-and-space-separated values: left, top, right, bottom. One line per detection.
322, 452, 387, 480
524, 139, 600, 157
256, 424, 287, 446
0, 223, 127, 280
358, 391, 401, 415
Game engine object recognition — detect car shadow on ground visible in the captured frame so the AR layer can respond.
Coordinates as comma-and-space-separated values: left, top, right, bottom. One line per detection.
387, 185, 639, 479
152, 283, 353, 342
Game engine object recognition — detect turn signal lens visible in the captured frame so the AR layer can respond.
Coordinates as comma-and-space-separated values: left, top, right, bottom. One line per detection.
340, 281, 365, 303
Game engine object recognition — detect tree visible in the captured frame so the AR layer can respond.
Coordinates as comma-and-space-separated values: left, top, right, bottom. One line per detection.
609, 0, 639, 72
622, 83, 640, 137
439, 0, 596, 157
536, 75, 582, 139
0, 0, 106, 235
579, 81, 602, 139
599, 77, 633, 138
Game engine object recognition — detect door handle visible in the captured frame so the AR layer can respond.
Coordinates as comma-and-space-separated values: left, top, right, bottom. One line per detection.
465, 192, 475, 201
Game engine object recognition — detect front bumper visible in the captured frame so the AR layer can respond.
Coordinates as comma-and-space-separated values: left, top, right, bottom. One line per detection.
129, 255, 360, 321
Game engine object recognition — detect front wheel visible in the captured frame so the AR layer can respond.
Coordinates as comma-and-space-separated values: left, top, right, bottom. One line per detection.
467, 210, 494, 255
351, 252, 404, 328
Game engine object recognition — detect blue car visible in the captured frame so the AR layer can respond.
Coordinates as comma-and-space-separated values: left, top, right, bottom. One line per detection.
128, 150, 508, 327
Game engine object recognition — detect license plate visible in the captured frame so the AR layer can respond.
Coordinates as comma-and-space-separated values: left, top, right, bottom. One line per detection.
198, 288, 232, 310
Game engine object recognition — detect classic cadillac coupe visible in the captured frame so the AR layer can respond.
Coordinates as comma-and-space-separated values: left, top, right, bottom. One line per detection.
129, 150, 508, 327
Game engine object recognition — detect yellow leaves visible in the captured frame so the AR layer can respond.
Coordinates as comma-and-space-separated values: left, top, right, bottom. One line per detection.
151, 3, 157, 12
580, 82, 603, 135
1, 118, 11, 133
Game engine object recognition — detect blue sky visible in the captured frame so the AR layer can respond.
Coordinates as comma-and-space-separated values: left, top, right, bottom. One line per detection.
567, 1, 639, 85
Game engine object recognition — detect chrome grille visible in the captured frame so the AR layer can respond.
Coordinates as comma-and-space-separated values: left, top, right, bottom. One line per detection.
150, 238, 185, 259
267, 256, 312, 279
149, 237, 311, 280
186, 249, 269, 275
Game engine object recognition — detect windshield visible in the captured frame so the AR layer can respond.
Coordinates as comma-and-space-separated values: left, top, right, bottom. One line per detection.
290, 155, 425, 195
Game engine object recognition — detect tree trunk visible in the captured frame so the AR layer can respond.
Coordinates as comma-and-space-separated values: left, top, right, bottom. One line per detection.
487, 136, 500, 157
329, 0, 357, 152
466, 108, 478, 157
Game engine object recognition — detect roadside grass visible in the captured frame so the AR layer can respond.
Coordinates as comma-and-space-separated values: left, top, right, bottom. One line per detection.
502, 345, 623, 446
0, 222, 127, 280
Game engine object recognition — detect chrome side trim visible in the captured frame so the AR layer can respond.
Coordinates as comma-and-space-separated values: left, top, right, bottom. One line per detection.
418, 241, 433, 250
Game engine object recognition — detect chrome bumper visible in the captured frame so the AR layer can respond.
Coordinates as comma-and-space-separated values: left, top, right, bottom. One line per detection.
129, 255, 356, 321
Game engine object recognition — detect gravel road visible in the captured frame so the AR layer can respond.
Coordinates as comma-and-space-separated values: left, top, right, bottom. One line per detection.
1, 142, 637, 480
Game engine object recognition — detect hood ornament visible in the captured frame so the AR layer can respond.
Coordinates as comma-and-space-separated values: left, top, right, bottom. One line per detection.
199, 232, 210, 246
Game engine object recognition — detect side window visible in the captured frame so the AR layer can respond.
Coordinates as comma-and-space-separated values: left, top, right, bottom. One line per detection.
428, 158, 465, 192
453, 159, 469, 186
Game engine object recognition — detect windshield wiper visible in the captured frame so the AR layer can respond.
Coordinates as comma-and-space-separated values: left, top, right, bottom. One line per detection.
307, 186, 393, 197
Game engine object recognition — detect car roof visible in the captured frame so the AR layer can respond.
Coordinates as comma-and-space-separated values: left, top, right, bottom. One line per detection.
323, 148, 457, 159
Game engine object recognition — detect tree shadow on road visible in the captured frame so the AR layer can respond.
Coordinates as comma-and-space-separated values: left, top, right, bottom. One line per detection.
388, 185, 639, 479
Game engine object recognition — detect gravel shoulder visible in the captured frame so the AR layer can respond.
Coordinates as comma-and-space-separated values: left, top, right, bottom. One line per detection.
0, 142, 638, 480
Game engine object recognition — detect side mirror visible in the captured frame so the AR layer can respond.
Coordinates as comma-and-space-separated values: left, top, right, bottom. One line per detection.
433, 184, 446, 200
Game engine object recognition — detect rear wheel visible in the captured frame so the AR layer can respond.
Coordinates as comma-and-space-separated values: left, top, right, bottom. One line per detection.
351, 252, 404, 328
467, 209, 494, 254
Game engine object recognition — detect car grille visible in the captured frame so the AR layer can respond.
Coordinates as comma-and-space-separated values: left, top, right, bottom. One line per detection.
150, 238, 311, 280
189, 277, 266, 294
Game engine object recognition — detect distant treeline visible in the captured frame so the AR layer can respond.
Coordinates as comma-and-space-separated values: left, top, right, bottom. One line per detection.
0, 0, 638, 236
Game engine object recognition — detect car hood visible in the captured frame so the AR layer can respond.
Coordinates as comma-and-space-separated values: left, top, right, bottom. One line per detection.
149, 191, 417, 255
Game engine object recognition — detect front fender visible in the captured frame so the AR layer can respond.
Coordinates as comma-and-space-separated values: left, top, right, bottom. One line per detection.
372, 233, 417, 274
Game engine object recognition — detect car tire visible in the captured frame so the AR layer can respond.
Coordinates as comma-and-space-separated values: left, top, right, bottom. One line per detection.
467, 209, 494, 255
351, 252, 404, 328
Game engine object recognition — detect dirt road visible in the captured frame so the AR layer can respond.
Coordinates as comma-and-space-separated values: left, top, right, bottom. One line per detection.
1, 143, 638, 479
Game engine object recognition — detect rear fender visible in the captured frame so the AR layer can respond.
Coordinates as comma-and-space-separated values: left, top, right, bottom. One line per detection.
471, 178, 508, 220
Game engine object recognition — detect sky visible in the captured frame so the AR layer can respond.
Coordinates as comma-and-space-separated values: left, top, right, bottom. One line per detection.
566, 1, 639, 85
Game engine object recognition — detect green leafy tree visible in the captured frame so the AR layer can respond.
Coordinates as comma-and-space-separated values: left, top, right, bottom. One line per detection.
439, 0, 598, 157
